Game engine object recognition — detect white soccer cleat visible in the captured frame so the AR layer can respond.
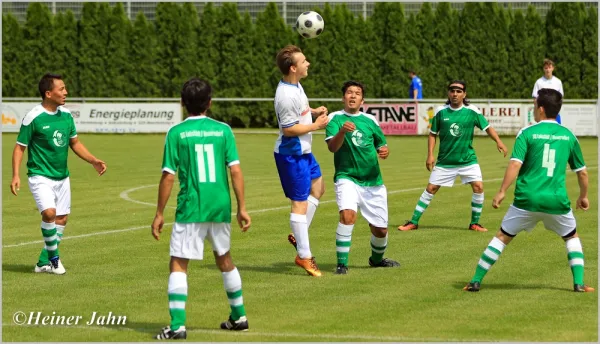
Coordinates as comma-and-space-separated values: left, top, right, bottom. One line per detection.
34, 264, 52, 273
50, 259, 66, 275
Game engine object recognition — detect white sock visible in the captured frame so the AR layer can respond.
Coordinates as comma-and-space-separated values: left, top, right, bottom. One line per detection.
306, 195, 319, 230
222, 267, 242, 292
290, 213, 311, 258
56, 224, 65, 243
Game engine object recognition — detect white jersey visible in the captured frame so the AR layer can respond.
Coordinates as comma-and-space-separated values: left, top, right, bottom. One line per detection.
532, 76, 564, 98
273, 80, 313, 155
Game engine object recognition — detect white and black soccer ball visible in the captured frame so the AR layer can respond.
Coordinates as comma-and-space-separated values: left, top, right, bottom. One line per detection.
296, 11, 324, 39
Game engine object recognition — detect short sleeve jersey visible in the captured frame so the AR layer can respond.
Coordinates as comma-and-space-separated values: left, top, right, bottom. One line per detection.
430, 104, 490, 168
532, 76, 564, 98
16, 104, 77, 180
273, 80, 313, 155
162, 116, 240, 223
325, 111, 387, 186
510, 120, 585, 214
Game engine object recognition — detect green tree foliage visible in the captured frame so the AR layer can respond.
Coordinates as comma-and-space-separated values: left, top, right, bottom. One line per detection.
582, 6, 598, 98
413, 3, 435, 97
129, 12, 160, 97
546, 3, 586, 98
523, 5, 546, 98
105, 3, 132, 97
431, 2, 460, 98
507, 10, 530, 98
2, 13, 27, 97
22, 2, 54, 97
52, 10, 80, 96
78, 3, 106, 97
196, 3, 220, 84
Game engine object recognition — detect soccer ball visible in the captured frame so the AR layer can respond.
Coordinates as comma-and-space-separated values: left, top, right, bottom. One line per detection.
296, 11, 324, 39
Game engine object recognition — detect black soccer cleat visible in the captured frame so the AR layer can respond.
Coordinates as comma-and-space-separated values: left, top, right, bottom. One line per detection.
463, 282, 481, 292
368, 257, 400, 268
155, 326, 187, 340
220, 316, 249, 331
574, 284, 595, 292
335, 264, 348, 275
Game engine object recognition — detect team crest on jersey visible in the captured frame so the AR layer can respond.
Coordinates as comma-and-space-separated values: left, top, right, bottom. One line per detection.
53, 130, 67, 147
449, 123, 463, 137
351, 130, 365, 147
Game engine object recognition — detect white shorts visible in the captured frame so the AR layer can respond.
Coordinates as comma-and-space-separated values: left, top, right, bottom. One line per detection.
429, 164, 482, 187
501, 205, 577, 237
170, 222, 231, 260
334, 178, 388, 228
28, 175, 71, 215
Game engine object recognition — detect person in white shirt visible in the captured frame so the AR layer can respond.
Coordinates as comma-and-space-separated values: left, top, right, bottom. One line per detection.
532, 58, 564, 124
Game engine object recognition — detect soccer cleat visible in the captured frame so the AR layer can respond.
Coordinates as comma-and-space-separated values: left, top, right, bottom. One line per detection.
398, 221, 418, 231
155, 326, 187, 339
463, 282, 481, 292
574, 284, 595, 293
295, 255, 322, 277
220, 316, 249, 331
34, 264, 52, 273
468, 223, 488, 232
287, 233, 297, 250
50, 258, 66, 275
335, 264, 348, 275
368, 257, 400, 268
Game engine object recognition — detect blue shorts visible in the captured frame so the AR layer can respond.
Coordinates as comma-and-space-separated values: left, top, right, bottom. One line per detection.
274, 152, 322, 201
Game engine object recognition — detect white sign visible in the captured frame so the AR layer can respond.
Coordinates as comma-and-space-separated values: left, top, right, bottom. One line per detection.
2, 102, 181, 133
472, 103, 525, 136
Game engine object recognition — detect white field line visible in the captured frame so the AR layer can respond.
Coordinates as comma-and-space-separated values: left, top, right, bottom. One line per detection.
0, 323, 478, 342
4, 166, 595, 249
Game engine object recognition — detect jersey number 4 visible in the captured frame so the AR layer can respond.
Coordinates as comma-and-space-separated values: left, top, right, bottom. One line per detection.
542, 143, 556, 177
195, 144, 216, 183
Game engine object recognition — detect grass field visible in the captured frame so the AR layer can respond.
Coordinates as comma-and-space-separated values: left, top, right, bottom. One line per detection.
2, 132, 598, 342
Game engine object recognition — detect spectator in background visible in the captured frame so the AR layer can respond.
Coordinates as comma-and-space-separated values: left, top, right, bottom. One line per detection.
408, 70, 423, 103
532, 58, 564, 124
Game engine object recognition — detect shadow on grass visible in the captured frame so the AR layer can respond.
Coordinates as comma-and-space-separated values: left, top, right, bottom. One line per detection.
392, 224, 468, 231
452, 281, 570, 292
118, 321, 221, 338
2, 264, 35, 274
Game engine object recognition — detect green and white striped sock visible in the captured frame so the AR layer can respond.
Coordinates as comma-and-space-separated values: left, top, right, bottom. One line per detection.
336, 223, 354, 266
566, 237, 585, 285
471, 237, 505, 283
223, 267, 246, 321
470, 193, 484, 224
370, 234, 388, 265
38, 224, 64, 266
41, 221, 59, 260
410, 190, 434, 224
168, 272, 187, 331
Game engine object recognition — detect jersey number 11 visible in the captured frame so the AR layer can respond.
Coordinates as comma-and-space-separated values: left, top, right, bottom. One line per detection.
195, 144, 216, 183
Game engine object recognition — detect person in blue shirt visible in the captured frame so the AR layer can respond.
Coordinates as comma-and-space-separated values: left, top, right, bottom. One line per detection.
408, 70, 423, 102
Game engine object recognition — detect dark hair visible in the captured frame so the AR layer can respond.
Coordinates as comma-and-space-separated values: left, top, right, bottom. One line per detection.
536, 88, 562, 118
276, 45, 302, 75
445, 79, 470, 106
39, 73, 63, 100
543, 58, 555, 67
408, 69, 416, 75
341, 80, 366, 97
181, 78, 212, 115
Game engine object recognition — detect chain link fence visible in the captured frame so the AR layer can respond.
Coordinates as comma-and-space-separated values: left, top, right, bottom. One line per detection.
4, 1, 596, 24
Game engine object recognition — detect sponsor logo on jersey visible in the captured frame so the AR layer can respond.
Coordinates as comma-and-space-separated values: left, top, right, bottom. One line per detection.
351, 130, 365, 147
53, 130, 67, 147
449, 123, 463, 137
43, 125, 50, 129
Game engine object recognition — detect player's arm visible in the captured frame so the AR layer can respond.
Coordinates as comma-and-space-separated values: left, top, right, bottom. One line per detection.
151, 171, 175, 240
569, 138, 588, 210
493, 131, 526, 209
311, 106, 328, 117
283, 120, 327, 137
484, 127, 508, 157
327, 121, 355, 153
426, 133, 437, 171
10, 144, 26, 196
69, 137, 107, 175
373, 122, 389, 159
230, 164, 251, 231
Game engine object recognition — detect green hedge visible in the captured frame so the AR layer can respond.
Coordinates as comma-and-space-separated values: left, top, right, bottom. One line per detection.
3, 2, 597, 127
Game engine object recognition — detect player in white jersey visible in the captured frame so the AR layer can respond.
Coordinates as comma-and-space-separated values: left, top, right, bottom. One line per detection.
532, 58, 564, 124
273, 45, 329, 277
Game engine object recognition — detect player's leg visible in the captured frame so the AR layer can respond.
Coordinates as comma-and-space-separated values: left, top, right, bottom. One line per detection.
398, 183, 440, 231
306, 153, 324, 230
542, 212, 594, 292
334, 179, 359, 274
29, 176, 63, 274
209, 223, 249, 330
39, 177, 71, 270
156, 222, 201, 339
464, 205, 537, 291
359, 184, 399, 268
460, 164, 486, 231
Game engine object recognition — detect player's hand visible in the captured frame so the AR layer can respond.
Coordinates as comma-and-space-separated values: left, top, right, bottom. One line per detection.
10, 176, 20, 196
92, 159, 107, 176
576, 197, 590, 211
341, 121, 356, 133
492, 191, 505, 209
497, 141, 508, 157
151, 213, 164, 240
237, 209, 251, 232
426, 155, 435, 171
377, 146, 389, 159
314, 114, 329, 130
314, 106, 328, 117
